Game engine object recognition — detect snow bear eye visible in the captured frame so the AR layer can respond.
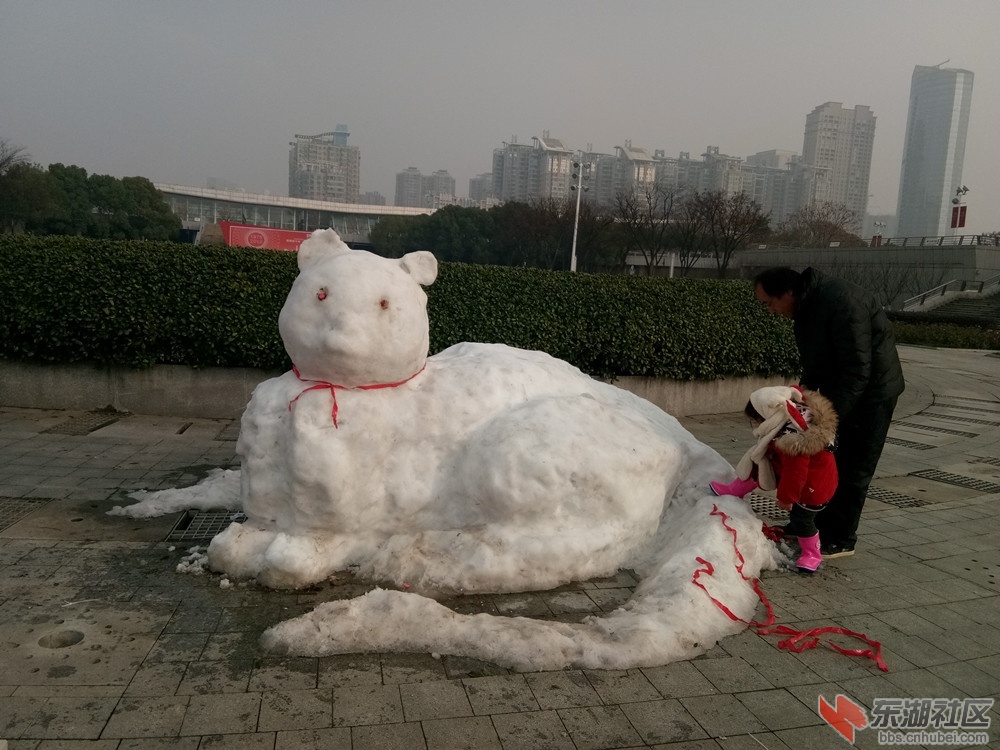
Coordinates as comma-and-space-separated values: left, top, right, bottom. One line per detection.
380, 298, 389, 310
317, 288, 328, 301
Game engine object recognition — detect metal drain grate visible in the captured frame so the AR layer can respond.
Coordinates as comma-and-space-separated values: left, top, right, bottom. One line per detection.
43, 410, 125, 435
936, 395, 1000, 407
894, 421, 978, 438
166, 510, 245, 542
885, 436, 935, 450
934, 401, 1000, 415
747, 488, 925, 516
975, 456, 1000, 468
920, 412, 1000, 427
747, 493, 790, 522
909, 469, 1000, 494
0, 497, 52, 531
865, 486, 926, 508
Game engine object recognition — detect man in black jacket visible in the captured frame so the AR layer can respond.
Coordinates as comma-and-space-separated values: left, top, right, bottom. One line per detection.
753, 267, 905, 558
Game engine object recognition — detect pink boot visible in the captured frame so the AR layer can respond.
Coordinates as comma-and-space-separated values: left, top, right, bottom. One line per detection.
709, 477, 758, 498
796, 534, 822, 574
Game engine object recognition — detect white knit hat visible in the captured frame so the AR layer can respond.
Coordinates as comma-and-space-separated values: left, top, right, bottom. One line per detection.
735, 385, 807, 490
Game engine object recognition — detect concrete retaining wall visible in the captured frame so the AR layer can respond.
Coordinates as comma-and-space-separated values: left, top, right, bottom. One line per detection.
0, 360, 786, 419
613, 374, 788, 417
0, 360, 280, 419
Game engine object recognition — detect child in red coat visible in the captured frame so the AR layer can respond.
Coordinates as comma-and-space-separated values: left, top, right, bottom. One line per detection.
711, 385, 839, 573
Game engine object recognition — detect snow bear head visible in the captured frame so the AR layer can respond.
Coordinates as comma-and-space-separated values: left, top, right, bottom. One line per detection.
278, 229, 438, 387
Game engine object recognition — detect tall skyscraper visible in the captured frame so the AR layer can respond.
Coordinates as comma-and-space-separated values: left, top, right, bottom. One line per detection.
896, 64, 974, 237
288, 125, 361, 204
801, 102, 876, 231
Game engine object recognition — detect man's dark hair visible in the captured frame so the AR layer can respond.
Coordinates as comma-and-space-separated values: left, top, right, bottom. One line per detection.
753, 267, 803, 297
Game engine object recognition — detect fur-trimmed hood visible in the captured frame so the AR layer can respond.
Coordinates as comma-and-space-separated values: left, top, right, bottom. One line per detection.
772, 388, 838, 457
736, 385, 838, 491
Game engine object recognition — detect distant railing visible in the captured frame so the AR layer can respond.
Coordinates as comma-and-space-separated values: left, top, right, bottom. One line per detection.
902, 273, 1000, 310
883, 235, 1000, 248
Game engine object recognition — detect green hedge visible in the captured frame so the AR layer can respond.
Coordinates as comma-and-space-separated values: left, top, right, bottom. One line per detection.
0, 235, 296, 370
428, 263, 800, 380
0, 235, 801, 380
889, 320, 1000, 350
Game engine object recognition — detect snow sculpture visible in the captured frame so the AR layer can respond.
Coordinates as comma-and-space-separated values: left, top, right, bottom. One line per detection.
181, 228, 782, 669
208, 229, 752, 593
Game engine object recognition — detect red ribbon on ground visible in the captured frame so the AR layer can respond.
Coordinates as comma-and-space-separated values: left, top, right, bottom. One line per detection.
692, 503, 888, 672
761, 523, 785, 542
288, 364, 426, 428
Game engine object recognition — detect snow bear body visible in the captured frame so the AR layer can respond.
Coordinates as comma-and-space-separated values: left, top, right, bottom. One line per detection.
207, 229, 699, 592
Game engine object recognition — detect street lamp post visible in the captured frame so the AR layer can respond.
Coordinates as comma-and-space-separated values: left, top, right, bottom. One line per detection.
569, 159, 590, 272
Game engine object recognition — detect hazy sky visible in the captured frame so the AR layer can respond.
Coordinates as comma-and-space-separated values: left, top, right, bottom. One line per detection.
3, 1, 997, 232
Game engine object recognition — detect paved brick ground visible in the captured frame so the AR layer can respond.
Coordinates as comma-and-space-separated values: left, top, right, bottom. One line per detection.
0, 345, 998, 749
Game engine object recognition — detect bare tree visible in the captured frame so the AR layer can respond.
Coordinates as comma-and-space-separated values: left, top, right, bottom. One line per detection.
775, 201, 864, 248
670, 189, 711, 276
825, 258, 950, 310
693, 190, 769, 277
0, 140, 38, 233
613, 183, 678, 275
527, 197, 571, 270
0, 139, 30, 176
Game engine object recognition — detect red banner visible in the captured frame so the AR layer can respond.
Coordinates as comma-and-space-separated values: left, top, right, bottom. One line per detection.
218, 221, 311, 251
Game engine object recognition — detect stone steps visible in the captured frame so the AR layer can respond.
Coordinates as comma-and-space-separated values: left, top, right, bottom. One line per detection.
933, 295, 1000, 321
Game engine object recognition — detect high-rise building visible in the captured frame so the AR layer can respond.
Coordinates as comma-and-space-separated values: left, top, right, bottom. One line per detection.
742, 151, 797, 225
360, 191, 387, 206
492, 140, 533, 203
654, 146, 747, 198
490, 134, 665, 209
424, 170, 456, 207
801, 102, 876, 231
896, 64, 974, 237
534, 134, 574, 202
288, 125, 361, 204
613, 141, 657, 197
395, 167, 424, 207
468, 173, 494, 203
578, 149, 616, 209
394, 168, 455, 208
652, 150, 704, 195
651, 147, 830, 227
491, 134, 574, 203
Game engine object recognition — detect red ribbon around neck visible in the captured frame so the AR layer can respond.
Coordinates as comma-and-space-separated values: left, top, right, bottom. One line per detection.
693, 503, 888, 672
288, 364, 426, 428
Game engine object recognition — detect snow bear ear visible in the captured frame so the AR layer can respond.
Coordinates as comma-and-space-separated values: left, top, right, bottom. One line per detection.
399, 250, 438, 286
296, 228, 350, 271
